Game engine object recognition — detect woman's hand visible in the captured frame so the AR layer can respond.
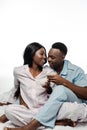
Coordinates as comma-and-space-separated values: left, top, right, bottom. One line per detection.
0, 102, 11, 106
20, 95, 29, 108
42, 82, 52, 94
0, 102, 6, 106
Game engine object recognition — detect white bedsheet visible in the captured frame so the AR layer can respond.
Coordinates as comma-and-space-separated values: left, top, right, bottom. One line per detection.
0, 105, 87, 130
0, 76, 87, 130
0, 116, 87, 130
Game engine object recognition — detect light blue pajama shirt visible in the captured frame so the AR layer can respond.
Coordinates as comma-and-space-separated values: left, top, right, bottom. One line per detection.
34, 60, 87, 128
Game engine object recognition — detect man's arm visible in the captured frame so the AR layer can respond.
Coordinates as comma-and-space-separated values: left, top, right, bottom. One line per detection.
47, 74, 87, 100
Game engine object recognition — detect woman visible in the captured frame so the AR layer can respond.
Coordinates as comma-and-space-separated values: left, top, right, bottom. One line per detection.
0, 42, 56, 126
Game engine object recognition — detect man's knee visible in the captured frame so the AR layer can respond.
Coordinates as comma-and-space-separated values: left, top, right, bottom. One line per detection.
50, 85, 68, 101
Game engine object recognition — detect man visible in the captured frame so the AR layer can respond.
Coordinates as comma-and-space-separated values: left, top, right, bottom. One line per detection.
4, 42, 87, 130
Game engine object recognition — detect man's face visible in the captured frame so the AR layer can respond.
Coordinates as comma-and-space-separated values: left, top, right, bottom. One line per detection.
48, 48, 65, 70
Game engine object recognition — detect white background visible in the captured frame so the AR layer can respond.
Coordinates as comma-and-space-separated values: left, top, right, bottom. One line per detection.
0, 0, 87, 78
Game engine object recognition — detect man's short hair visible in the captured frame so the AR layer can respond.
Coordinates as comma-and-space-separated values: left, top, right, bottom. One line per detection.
52, 42, 68, 55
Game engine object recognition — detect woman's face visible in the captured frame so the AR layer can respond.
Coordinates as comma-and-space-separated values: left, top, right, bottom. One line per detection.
33, 48, 47, 66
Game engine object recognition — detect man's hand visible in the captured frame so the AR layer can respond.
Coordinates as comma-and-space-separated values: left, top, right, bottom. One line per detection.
47, 74, 65, 85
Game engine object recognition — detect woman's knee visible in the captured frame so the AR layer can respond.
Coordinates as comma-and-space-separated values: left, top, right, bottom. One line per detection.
5, 105, 14, 117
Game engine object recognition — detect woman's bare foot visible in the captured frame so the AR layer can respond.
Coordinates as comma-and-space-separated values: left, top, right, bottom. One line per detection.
3, 119, 41, 130
4, 127, 10, 130
0, 114, 8, 123
55, 119, 77, 127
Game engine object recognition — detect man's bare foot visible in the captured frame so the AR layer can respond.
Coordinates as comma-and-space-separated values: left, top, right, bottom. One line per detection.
0, 114, 8, 123
55, 119, 77, 127
3, 119, 41, 130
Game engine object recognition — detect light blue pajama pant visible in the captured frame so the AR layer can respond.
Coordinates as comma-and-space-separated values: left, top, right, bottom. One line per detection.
34, 85, 82, 128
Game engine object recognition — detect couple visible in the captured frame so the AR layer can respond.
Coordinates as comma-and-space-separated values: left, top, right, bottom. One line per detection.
0, 42, 87, 130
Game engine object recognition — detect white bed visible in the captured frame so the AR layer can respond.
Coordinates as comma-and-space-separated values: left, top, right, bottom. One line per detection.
0, 76, 87, 130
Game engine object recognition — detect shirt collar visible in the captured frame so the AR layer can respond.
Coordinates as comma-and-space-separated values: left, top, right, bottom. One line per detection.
60, 60, 75, 76
60, 60, 68, 76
